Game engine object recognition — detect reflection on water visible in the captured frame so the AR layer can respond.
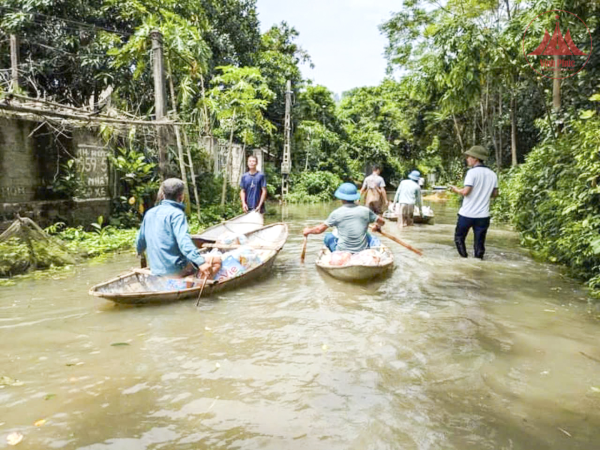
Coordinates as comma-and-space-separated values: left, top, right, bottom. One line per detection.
1, 202, 599, 450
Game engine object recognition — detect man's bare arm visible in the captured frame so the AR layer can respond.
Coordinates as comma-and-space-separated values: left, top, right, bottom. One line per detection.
303, 223, 329, 236
257, 187, 268, 210
240, 189, 248, 212
449, 185, 473, 196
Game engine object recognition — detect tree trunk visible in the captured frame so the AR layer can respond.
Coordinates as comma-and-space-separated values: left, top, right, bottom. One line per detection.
489, 91, 499, 171
510, 93, 518, 166
472, 109, 477, 144
150, 30, 168, 180
497, 87, 503, 171
10, 34, 19, 92
199, 74, 212, 136
182, 130, 202, 222
452, 114, 465, 151
553, 55, 561, 111
166, 58, 191, 216
220, 113, 236, 207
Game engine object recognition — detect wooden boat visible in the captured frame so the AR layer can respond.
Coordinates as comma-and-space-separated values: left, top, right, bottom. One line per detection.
89, 223, 288, 305
192, 210, 264, 244
383, 206, 434, 224
315, 246, 394, 282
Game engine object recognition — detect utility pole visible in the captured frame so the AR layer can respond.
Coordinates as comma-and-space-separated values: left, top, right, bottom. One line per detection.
150, 30, 168, 180
552, 55, 561, 111
281, 80, 292, 202
10, 34, 19, 92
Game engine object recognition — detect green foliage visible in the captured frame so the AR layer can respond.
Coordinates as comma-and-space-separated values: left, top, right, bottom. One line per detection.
286, 171, 343, 204
56, 226, 137, 257
493, 114, 600, 297
107, 145, 159, 227
262, 162, 282, 200
209, 65, 275, 145
52, 159, 86, 198
188, 203, 243, 233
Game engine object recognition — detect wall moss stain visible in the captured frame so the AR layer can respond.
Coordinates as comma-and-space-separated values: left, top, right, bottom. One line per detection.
0, 118, 110, 230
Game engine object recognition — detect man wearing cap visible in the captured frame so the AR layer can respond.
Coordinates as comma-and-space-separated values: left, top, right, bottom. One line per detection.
449, 146, 499, 259
392, 170, 423, 227
303, 183, 386, 253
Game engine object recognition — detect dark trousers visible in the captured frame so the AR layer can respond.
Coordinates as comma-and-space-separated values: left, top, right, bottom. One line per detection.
454, 214, 490, 259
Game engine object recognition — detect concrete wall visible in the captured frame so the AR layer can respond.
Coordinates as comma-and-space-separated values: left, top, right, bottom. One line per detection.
199, 136, 267, 184
0, 117, 110, 230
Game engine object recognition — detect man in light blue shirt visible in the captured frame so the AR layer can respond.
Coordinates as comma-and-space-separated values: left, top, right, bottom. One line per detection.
392, 170, 423, 227
136, 178, 221, 277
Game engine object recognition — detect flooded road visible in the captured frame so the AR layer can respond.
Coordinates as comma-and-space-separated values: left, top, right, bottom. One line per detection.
2, 202, 600, 450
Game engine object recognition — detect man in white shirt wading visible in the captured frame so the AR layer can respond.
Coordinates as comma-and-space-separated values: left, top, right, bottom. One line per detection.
449, 146, 499, 259
392, 170, 423, 227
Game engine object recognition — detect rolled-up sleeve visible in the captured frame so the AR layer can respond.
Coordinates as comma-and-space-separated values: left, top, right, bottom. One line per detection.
135, 220, 146, 255
368, 210, 377, 223
172, 213, 205, 267
324, 210, 339, 228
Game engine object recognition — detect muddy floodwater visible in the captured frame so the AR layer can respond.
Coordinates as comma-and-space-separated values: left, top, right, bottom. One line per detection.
2, 202, 600, 450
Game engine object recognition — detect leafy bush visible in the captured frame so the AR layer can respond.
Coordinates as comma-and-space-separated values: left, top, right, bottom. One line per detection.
493, 114, 600, 298
263, 162, 282, 200
108, 146, 159, 227
287, 170, 343, 203
56, 226, 137, 257
188, 203, 244, 234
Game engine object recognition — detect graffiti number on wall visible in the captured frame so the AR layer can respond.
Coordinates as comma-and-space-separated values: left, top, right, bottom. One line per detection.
77, 145, 109, 199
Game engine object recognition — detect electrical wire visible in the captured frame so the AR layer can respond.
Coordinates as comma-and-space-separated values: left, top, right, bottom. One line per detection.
1, 5, 132, 37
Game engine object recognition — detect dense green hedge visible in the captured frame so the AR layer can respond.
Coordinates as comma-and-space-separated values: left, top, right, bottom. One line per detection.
286, 171, 343, 203
492, 114, 600, 297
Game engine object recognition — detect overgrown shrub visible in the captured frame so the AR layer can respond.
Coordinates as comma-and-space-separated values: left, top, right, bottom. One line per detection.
287, 170, 343, 203
493, 114, 600, 297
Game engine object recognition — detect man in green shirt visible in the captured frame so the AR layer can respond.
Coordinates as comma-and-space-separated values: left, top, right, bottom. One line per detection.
303, 183, 386, 252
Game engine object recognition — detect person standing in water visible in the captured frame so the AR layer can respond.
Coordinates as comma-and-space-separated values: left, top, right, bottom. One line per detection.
449, 146, 499, 259
240, 155, 267, 214
360, 165, 388, 214
392, 170, 423, 227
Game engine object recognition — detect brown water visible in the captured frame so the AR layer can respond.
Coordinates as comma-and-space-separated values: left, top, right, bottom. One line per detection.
1, 202, 600, 450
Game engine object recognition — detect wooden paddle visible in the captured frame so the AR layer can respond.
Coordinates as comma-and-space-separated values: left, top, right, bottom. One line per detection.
195, 272, 210, 306
372, 227, 424, 256
202, 243, 278, 250
300, 236, 308, 263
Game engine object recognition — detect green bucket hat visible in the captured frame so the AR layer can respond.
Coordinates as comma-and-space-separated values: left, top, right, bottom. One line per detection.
464, 145, 489, 161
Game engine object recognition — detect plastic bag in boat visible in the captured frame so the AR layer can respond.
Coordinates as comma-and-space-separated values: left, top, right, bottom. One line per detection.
414, 205, 433, 218
164, 278, 196, 290
213, 254, 246, 281
216, 232, 248, 246
350, 249, 380, 266
237, 246, 263, 269
330, 251, 352, 266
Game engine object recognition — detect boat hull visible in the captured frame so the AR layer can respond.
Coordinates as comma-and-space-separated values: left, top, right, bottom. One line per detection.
191, 211, 264, 244
383, 211, 433, 224
90, 223, 287, 305
315, 248, 394, 282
